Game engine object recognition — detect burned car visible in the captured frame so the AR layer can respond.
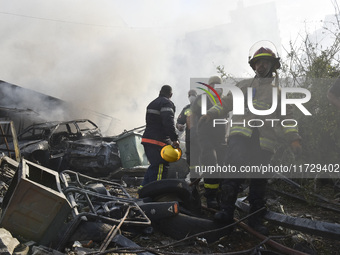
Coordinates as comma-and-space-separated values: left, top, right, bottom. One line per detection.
12, 119, 121, 176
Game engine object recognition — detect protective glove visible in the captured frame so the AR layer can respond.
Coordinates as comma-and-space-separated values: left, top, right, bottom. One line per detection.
290, 140, 302, 155
172, 140, 180, 149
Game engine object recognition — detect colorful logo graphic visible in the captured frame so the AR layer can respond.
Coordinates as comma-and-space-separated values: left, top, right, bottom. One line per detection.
196, 82, 222, 106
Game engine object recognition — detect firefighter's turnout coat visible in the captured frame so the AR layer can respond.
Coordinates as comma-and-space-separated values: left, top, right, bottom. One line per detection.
142, 95, 178, 146
207, 77, 301, 152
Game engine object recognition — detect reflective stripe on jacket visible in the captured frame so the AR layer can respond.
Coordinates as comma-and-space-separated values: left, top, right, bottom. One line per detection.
142, 95, 178, 145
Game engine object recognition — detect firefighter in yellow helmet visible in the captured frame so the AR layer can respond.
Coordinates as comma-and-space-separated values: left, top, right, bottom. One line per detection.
199, 41, 302, 235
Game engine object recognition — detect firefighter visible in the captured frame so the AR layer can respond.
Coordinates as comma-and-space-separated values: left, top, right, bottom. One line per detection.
176, 89, 197, 165
141, 85, 179, 187
327, 77, 340, 109
199, 41, 302, 235
191, 76, 227, 209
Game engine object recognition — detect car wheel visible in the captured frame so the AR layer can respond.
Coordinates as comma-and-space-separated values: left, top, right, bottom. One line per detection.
69, 221, 113, 242
139, 179, 202, 213
138, 179, 191, 204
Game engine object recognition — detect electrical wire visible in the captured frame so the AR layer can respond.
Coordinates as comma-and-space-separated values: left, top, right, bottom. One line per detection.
0, 10, 124, 28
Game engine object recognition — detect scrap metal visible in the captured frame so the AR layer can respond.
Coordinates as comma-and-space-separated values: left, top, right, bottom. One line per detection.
236, 198, 340, 240
0, 120, 20, 162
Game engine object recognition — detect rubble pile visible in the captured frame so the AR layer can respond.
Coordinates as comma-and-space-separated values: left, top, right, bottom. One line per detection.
0, 117, 339, 254
0, 155, 151, 254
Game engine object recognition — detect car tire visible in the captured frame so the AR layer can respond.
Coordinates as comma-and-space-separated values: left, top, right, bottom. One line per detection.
69, 221, 113, 242
139, 179, 202, 214
138, 179, 191, 204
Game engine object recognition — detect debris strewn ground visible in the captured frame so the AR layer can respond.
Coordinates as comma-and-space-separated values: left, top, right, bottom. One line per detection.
0, 119, 339, 254
1, 159, 340, 254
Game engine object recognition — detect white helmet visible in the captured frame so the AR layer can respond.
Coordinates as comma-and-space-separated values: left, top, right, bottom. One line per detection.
208, 76, 222, 85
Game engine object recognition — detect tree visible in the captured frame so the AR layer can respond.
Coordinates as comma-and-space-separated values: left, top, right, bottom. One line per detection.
279, 14, 340, 169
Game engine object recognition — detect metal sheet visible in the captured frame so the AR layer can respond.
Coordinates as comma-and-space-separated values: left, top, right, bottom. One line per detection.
0, 159, 71, 246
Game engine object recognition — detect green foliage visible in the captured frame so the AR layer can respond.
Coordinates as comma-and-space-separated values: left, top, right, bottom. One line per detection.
216, 65, 230, 79
296, 78, 340, 164
216, 18, 340, 171
281, 25, 340, 166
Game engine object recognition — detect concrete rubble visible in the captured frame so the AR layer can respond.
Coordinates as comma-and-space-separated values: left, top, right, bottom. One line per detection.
0, 228, 20, 255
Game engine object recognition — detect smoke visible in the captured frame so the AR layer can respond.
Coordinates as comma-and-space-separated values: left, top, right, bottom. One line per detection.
0, 0, 305, 135
47, 28, 172, 134
0, 1, 174, 135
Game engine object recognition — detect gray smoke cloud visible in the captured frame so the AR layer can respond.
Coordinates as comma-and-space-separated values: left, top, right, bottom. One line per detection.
0, 0, 295, 135
0, 1, 175, 135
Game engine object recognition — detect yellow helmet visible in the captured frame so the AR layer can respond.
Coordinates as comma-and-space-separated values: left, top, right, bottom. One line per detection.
160, 145, 182, 162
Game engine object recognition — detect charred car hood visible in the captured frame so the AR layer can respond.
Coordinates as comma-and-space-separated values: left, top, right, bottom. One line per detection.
66, 139, 119, 157
18, 140, 49, 154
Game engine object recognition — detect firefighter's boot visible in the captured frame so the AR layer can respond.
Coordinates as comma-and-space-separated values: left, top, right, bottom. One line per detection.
214, 182, 238, 226
214, 205, 234, 225
204, 187, 219, 209
247, 199, 269, 236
